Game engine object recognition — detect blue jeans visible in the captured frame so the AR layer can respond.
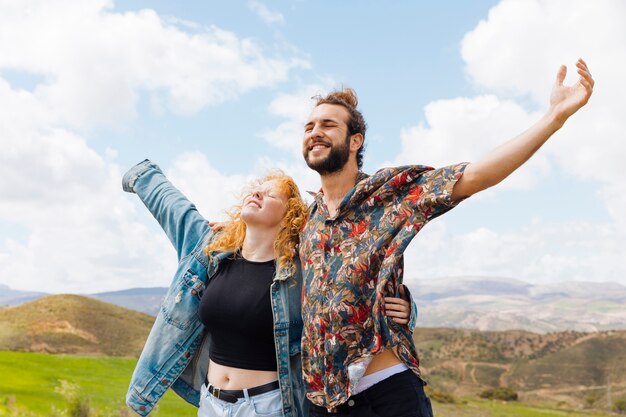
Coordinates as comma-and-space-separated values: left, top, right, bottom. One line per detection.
198, 383, 283, 417
308, 370, 433, 417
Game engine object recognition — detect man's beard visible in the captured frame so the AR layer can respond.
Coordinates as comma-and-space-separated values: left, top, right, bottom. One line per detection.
304, 135, 350, 175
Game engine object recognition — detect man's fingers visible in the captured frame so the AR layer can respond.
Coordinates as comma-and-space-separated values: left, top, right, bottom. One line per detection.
208, 221, 225, 231
555, 64, 567, 86
580, 77, 593, 95
384, 297, 409, 309
576, 66, 592, 81
392, 318, 409, 324
385, 310, 407, 317
385, 303, 409, 311
577, 68, 594, 89
384, 297, 410, 321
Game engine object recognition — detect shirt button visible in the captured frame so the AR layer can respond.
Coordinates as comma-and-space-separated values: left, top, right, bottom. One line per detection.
139, 406, 146, 411
161, 378, 168, 385
184, 351, 191, 358
348, 399, 355, 406
191, 289, 198, 296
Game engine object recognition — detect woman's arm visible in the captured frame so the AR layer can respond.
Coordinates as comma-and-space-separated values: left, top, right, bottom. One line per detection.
122, 159, 212, 261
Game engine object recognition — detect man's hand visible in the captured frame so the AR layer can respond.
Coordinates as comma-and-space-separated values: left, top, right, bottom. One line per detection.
384, 285, 411, 325
208, 221, 225, 232
452, 59, 594, 201
550, 58, 594, 125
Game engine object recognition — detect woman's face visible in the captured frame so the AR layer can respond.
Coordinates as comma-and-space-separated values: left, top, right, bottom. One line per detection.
241, 179, 289, 229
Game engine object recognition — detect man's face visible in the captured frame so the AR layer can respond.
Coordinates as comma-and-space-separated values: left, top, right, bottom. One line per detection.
302, 104, 351, 175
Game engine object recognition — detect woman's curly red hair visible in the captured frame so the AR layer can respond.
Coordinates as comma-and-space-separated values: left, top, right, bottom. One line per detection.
205, 171, 307, 272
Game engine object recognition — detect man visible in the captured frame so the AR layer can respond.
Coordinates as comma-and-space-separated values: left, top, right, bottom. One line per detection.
299, 59, 594, 416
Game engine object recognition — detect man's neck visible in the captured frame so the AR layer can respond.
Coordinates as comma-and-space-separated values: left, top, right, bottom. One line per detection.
320, 163, 359, 217
241, 226, 277, 262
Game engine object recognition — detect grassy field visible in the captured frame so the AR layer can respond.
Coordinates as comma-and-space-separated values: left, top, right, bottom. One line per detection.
0, 351, 195, 416
0, 351, 618, 417
431, 399, 614, 417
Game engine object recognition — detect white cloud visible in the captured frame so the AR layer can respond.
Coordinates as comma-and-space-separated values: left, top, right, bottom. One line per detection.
396, 0, 626, 285
0, 153, 176, 294
248, 0, 285, 25
403, 216, 625, 286
167, 152, 251, 223
396, 95, 549, 190
460, 0, 626, 235
261, 80, 335, 156
461, 0, 625, 104
0, 0, 307, 293
460, 0, 626, 188
0, 0, 306, 129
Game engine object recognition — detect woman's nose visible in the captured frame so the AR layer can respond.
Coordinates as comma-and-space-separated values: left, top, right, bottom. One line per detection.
253, 190, 262, 199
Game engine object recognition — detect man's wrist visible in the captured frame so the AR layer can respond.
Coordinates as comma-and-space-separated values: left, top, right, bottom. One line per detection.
545, 106, 568, 131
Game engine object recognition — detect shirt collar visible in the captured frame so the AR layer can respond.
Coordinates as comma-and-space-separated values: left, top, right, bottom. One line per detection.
306, 171, 370, 200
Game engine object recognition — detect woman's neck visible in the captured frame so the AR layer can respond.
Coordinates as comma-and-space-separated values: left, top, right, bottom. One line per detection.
240, 226, 277, 262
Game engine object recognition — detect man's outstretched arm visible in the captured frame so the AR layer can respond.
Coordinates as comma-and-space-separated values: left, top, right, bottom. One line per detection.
451, 58, 594, 201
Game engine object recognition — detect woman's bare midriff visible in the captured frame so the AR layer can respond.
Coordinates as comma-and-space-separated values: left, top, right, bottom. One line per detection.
207, 350, 401, 389
207, 360, 278, 390
363, 348, 403, 376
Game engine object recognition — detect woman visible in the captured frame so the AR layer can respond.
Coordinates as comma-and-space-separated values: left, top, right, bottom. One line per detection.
122, 159, 412, 417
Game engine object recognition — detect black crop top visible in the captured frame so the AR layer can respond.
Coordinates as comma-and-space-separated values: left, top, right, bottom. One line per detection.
198, 256, 277, 371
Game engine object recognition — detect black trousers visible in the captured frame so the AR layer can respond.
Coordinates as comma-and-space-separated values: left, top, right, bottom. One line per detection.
308, 370, 434, 417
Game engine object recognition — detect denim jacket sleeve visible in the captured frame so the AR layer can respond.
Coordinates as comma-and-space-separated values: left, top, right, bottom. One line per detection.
122, 159, 212, 261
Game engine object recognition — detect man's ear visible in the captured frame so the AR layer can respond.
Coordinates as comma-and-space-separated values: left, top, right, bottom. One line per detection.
350, 133, 364, 152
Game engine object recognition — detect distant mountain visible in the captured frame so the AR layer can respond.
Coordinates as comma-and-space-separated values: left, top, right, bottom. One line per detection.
0, 294, 154, 356
3, 277, 626, 333
406, 276, 626, 333
0, 284, 164, 316
89, 287, 166, 316
0, 283, 48, 306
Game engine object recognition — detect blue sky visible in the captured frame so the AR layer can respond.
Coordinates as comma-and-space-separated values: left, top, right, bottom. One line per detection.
0, 0, 624, 293
101, 1, 501, 174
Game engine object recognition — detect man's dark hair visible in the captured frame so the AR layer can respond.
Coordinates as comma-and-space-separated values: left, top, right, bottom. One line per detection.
313, 88, 367, 169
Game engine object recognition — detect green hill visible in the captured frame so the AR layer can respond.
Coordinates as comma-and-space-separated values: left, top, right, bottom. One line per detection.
508, 331, 626, 389
414, 327, 626, 409
0, 294, 154, 356
1, 295, 624, 412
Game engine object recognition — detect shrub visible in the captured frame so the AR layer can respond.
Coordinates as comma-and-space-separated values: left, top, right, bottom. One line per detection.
614, 398, 626, 414
478, 387, 518, 401
55, 379, 93, 417
584, 392, 601, 408
67, 397, 92, 417
4, 395, 17, 416
425, 387, 455, 404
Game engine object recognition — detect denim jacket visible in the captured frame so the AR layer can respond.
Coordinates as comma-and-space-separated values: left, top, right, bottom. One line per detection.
122, 160, 307, 417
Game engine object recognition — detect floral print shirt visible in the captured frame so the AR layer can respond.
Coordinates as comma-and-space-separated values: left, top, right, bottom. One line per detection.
299, 163, 468, 410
